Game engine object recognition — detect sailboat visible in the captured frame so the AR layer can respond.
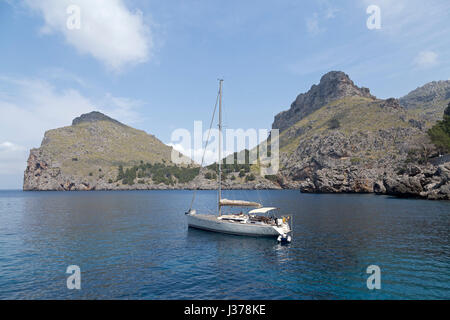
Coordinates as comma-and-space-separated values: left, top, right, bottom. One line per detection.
186, 80, 292, 238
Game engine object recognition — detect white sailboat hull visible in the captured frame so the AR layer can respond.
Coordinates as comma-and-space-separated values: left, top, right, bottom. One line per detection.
187, 214, 290, 237
185, 81, 292, 239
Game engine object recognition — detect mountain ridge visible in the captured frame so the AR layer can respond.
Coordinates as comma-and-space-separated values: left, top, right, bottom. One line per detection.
23, 72, 450, 199
23, 112, 194, 190
399, 80, 450, 122
71, 111, 126, 127
271, 72, 450, 199
272, 71, 376, 133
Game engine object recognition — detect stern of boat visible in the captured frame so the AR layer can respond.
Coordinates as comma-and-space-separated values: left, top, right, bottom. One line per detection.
273, 216, 292, 235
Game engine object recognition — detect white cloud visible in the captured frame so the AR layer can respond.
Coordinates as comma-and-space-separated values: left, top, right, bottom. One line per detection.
0, 142, 28, 175
0, 76, 144, 180
414, 50, 438, 68
305, 1, 338, 36
0, 142, 26, 152
99, 94, 144, 125
318, 0, 339, 19
24, 0, 152, 71
325, 7, 338, 19
306, 13, 322, 36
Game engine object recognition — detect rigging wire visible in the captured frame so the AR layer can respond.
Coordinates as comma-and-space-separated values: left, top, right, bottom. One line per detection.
188, 88, 220, 211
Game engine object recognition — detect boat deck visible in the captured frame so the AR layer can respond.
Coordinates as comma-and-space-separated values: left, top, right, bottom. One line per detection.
192, 214, 277, 228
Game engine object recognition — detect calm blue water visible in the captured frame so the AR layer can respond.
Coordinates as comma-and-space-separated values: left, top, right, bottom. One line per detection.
0, 190, 448, 300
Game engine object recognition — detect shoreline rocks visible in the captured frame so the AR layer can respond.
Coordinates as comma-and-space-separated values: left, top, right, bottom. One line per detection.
24, 142, 449, 199
298, 162, 450, 200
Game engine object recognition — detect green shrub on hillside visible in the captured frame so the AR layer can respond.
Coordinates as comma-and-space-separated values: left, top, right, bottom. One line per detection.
116, 162, 200, 186
122, 167, 137, 185
264, 175, 279, 183
207, 150, 253, 174
428, 103, 450, 153
245, 173, 256, 182
405, 146, 434, 165
205, 172, 217, 180
327, 117, 341, 129
117, 165, 125, 180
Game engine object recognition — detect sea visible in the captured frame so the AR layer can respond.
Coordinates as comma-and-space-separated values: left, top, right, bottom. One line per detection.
0, 190, 448, 299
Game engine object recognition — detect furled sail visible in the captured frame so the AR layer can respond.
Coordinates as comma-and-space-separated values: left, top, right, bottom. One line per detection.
219, 199, 262, 208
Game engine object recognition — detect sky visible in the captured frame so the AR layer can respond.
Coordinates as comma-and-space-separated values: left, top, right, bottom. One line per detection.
0, 0, 449, 189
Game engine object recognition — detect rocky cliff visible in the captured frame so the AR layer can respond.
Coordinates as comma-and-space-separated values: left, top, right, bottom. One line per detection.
272, 71, 450, 200
273, 71, 376, 133
24, 111, 187, 190
400, 80, 450, 122
23, 111, 280, 191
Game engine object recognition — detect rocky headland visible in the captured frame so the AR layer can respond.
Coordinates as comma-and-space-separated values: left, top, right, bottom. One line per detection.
273, 71, 450, 200
23, 111, 280, 191
24, 72, 450, 199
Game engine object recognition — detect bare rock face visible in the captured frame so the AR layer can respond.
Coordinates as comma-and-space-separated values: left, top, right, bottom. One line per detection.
283, 127, 424, 193
400, 80, 450, 109
383, 176, 424, 196
292, 137, 450, 200
380, 98, 402, 110
24, 149, 50, 190
272, 71, 450, 200
23, 149, 96, 191
298, 161, 450, 200
399, 80, 450, 122
298, 166, 380, 194
382, 163, 450, 200
72, 111, 125, 127
272, 71, 376, 132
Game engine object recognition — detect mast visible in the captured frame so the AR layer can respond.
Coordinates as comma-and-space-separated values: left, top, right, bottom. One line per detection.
218, 79, 223, 215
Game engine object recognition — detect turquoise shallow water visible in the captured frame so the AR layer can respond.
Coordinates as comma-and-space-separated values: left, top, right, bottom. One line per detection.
0, 189, 448, 299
